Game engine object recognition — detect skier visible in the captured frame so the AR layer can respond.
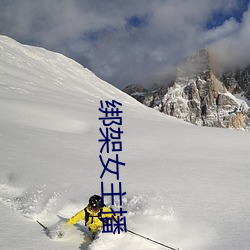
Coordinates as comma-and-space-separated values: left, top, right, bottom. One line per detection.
66, 194, 116, 239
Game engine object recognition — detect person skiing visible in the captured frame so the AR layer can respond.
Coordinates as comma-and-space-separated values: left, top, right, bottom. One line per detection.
66, 194, 116, 239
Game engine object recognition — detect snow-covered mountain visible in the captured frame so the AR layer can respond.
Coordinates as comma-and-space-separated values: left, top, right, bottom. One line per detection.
1, 36, 250, 250
124, 49, 250, 130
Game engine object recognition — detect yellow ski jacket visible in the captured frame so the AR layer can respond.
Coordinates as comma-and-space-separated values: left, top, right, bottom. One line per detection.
67, 206, 116, 233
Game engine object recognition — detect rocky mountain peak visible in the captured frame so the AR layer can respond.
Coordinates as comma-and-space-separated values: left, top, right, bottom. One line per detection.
177, 49, 210, 78
123, 49, 250, 130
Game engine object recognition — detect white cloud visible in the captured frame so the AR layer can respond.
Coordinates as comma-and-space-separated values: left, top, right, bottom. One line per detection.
209, 5, 250, 68
200, 18, 240, 45
0, 0, 249, 88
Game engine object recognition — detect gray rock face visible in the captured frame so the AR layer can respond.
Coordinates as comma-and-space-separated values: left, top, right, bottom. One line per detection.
123, 49, 250, 130
217, 66, 250, 99
123, 84, 147, 103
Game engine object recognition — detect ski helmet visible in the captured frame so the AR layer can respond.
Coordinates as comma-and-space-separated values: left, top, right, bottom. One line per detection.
89, 195, 102, 211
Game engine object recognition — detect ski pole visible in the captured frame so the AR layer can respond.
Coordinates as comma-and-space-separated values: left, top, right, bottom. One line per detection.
127, 229, 180, 250
37, 220, 48, 230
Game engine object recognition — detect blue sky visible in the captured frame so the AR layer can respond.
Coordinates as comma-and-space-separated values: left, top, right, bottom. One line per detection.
0, 0, 249, 89
205, 0, 249, 28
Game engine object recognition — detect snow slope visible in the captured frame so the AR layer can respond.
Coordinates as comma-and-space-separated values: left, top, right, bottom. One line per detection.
0, 35, 250, 250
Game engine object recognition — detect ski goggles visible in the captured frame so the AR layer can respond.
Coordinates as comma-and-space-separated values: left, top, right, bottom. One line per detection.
90, 205, 101, 212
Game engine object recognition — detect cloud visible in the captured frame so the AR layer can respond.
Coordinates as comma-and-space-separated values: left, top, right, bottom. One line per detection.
209, 4, 250, 69
200, 18, 240, 45
0, 0, 249, 89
